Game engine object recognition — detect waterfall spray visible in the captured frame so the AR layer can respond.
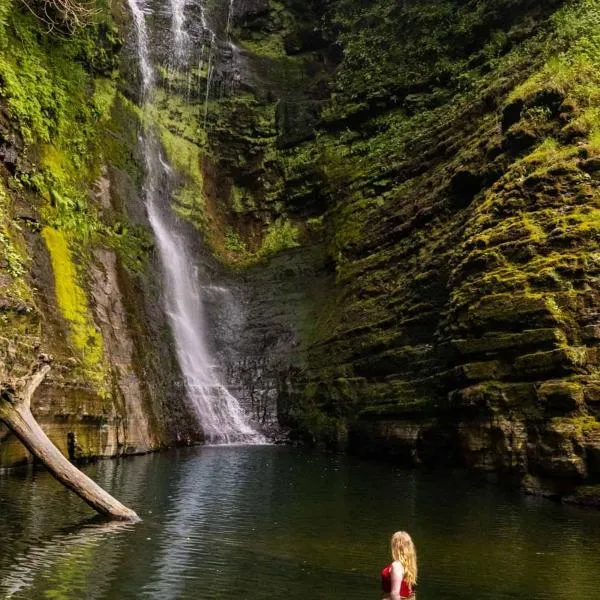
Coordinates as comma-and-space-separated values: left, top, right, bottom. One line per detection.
127, 0, 153, 97
170, 0, 190, 63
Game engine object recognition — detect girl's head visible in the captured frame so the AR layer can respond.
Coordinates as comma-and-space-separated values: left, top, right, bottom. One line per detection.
390, 531, 417, 586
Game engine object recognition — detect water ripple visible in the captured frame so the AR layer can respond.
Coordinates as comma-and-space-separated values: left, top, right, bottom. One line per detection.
1, 447, 600, 599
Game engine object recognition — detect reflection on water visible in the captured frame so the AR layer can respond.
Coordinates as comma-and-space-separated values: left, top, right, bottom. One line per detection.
1, 446, 600, 599
1, 519, 135, 599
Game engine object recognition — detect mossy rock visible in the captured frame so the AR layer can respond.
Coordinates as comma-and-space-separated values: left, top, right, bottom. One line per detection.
563, 484, 600, 507
449, 381, 538, 415
514, 347, 590, 377
536, 380, 586, 415
452, 328, 564, 356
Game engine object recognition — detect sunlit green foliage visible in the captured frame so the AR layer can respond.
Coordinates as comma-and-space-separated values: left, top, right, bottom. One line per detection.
0, 1, 132, 392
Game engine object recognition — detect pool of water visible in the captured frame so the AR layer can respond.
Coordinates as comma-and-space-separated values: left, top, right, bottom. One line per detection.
1, 445, 600, 599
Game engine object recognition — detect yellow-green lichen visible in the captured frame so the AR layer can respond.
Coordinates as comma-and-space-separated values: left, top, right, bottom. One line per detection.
42, 226, 105, 383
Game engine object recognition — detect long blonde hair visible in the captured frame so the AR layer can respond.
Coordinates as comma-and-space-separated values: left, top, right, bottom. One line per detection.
391, 531, 417, 586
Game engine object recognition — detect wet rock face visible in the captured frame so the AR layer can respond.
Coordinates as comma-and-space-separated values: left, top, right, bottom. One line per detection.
233, 0, 270, 19
0, 160, 201, 469
91, 249, 155, 454
210, 244, 332, 436
102, 154, 203, 452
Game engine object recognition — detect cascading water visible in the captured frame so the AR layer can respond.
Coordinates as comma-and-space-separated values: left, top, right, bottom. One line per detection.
126, 0, 265, 444
225, 0, 234, 40
169, 0, 190, 63
203, 32, 216, 127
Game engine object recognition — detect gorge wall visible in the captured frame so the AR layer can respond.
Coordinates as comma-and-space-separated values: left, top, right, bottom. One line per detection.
2, 0, 600, 504
213, 0, 600, 504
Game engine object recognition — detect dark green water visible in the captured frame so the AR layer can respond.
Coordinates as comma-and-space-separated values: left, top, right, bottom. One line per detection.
1, 446, 600, 599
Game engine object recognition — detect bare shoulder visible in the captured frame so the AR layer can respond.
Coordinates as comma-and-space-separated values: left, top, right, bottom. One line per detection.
391, 561, 405, 574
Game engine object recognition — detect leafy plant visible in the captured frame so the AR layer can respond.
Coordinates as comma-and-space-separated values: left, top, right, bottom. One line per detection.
258, 218, 300, 258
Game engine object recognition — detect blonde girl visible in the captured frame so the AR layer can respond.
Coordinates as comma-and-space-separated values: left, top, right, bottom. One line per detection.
380, 531, 418, 598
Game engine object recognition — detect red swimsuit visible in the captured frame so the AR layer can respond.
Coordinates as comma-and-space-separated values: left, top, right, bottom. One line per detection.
381, 563, 412, 598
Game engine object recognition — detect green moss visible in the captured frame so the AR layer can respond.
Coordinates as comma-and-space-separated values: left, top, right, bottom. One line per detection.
224, 229, 248, 254
240, 35, 285, 59
259, 218, 300, 257
537, 380, 585, 414
231, 185, 257, 213
152, 91, 206, 229
160, 128, 203, 187
218, 218, 302, 267
0, 9, 70, 144
205, 0, 600, 464
0, 4, 117, 150
99, 93, 143, 173
153, 88, 206, 148
235, 0, 290, 59
103, 222, 154, 273
92, 77, 117, 120
510, 1, 600, 104
522, 137, 565, 165
0, 3, 123, 231
553, 415, 600, 436
2, 0, 595, 466
172, 184, 207, 229
42, 226, 105, 384
0, 181, 30, 302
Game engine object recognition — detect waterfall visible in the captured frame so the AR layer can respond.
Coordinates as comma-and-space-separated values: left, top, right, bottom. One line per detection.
225, 0, 234, 40
203, 32, 216, 128
126, 0, 153, 95
126, 0, 265, 444
170, 0, 189, 63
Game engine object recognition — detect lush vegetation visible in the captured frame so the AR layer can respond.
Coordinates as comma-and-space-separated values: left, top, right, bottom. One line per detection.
0, 0, 145, 386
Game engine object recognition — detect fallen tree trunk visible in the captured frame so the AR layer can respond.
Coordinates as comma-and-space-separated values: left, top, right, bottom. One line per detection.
0, 360, 139, 522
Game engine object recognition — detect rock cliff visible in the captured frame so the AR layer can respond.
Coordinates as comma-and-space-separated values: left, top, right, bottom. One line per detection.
210, 0, 600, 503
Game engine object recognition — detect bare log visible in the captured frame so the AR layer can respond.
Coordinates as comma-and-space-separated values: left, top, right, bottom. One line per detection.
0, 362, 139, 522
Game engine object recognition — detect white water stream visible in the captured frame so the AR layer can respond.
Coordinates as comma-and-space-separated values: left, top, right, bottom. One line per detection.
170, 0, 189, 63
126, 0, 264, 444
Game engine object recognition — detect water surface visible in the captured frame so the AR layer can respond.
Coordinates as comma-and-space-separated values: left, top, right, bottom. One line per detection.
1, 446, 600, 599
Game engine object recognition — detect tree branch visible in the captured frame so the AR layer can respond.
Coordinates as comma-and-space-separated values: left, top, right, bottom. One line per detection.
17, 0, 99, 35
21, 363, 52, 410
0, 350, 138, 521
